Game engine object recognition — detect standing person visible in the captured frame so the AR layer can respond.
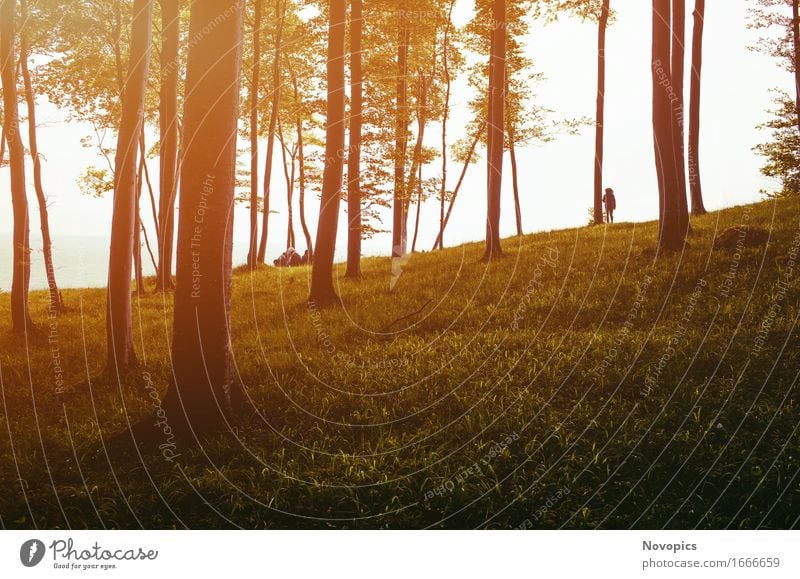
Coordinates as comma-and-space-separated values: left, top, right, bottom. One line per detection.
603, 187, 617, 223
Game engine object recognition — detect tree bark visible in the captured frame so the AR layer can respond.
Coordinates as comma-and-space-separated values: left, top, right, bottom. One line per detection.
156, 0, 180, 290
392, 7, 410, 259
277, 121, 296, 249
20, 0, 65, 314
404, 71, 431, 224
293, 73, 313, 260
509, 131, 522, 236
437, 0, 455, 251
671, 0, 690, 232
411, 163, 423, 252
162, 0, 244, 434
106, 0, 153, 373
593, 0, 610, 225
257, 0, 286, 264
308, 0, 346, 307
134, 151, 145, 294
1, 0, 34, 333
653, 0, 684, 250
688, 0, 706, 214
345, 0, 363, 278
247, 0, 262, 269
483, 0, 506, 262
792, 0, 800, 138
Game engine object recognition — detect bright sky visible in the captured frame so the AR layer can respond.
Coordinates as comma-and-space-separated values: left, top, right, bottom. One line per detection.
0, 0, 792, 289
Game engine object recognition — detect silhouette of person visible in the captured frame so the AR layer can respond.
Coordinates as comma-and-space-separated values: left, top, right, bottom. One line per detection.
603, 187, 617, 223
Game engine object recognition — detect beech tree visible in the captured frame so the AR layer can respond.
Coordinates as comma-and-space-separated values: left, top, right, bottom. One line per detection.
257, 0, 287, 264
345, 0, 363, 278
652, 0, 687, 249
1, 0, 34, 333
671, 0, 690, 228
484, 0, 506, 261
156, 0, 181, 289
309, 0, 346, 306
246, 0, 263, 269
106, 0, 153, 373
162, 0, 244, 433
688, 0, 706, 214
594, 0, 610, 225
20, 0, 65, 312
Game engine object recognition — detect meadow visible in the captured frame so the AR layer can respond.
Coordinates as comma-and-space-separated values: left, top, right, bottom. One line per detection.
0, 197, 798, 529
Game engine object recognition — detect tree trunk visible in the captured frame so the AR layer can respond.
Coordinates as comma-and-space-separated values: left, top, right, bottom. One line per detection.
792, 0, 800, 138
392, 9, 410, 259
106, 0, 153, 373
293, 73, 313, 259
162, 0, 244, 435
308, 0, 346, 307
405, 71, 431, 223
483, 0, 506, 262
156, 0, 180, 290
688, 0, 706, 214
134, 152, 145, 294
671, 0, 690, 232
653, 0, 684, 250
509, 133, 522, 236
257, 0, 286, 264
411, 163, 423, 252
431, 121, 485, 251
438, 0, 455, 251
277, 122, 296, 249
20, 0, 65, 314
1, 0, 33, 333
247, 0, 262, 269
345, 0, 363, 278
593, 0, 610, 225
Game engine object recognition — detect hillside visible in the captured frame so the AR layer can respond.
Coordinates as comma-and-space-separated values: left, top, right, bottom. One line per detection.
0, 197, 798, 529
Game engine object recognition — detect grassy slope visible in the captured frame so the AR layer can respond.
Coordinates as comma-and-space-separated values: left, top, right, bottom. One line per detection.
0, 197, 798, 529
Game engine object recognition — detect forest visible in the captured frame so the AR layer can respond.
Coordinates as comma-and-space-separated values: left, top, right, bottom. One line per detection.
0, 0, 798, 530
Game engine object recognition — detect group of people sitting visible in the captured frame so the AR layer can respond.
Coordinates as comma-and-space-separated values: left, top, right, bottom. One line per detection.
274, 247, 310, 268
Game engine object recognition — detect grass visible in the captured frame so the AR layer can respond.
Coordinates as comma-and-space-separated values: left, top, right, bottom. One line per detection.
0, 196, 799, 529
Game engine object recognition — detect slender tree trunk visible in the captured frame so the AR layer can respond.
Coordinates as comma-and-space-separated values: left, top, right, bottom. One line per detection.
247, 0, 262, 269
411, 163, 423, 252
653, 0, 683, 250
393, 9, 410, 259
257, 0, 286, 264
671, 0, 690, 233
293, 73, 313, 259
1, 0, 33, 333
20, 0, 65, 313
792, 0, 800, 138
405, 72, 431, 221
156, 0, 180, 290
277, 122, 296, 249
509, 132, 522, 236
483, 0, 506, 262
309, 0, 346, 307
345, 0, 363, 278
134, 152, 145, 294
594, 0, 610, 225
162, 0, 244, 435
106, 0, 153, 374
432, 121, 485, 251
688, 0, 706, 214
0, 126, 6, 165
438, 0, 455, 251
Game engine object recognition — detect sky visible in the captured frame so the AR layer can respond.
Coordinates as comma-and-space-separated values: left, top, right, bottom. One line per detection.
0, 0, 793, 290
